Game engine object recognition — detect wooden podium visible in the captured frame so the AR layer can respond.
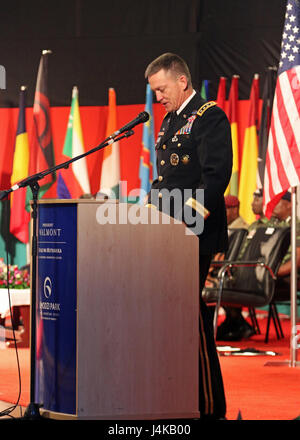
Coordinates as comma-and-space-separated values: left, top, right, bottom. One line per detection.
36, 200, 199, 420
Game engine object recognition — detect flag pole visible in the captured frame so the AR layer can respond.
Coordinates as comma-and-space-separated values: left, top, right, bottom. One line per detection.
265, 187, 300, 368
290, 186, 299, 367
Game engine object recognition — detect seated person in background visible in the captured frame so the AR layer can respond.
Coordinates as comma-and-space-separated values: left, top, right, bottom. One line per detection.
272, 191, 300, 297
237, 188, 274, 257
205, 195, 248, 288
224, 195, 249, 229
216, 189, 278, 341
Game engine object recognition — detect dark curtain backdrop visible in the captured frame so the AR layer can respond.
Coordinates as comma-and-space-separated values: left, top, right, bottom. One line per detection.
0, 0, 286, 108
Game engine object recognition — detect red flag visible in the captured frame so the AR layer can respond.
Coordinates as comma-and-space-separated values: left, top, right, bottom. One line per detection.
28, 50, 56, 200
216, 77, 226, 111
264, 1, 300, 217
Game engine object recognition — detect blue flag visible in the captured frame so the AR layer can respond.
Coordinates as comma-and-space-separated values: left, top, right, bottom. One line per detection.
200, 79, 209, 100
139, 84, 157, 204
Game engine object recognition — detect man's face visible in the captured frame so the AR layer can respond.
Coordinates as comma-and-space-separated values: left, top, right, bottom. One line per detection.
251, 196, 263, 216
148, 68, 188, 113
226, 206, 239, 225
272, 199, 292, 221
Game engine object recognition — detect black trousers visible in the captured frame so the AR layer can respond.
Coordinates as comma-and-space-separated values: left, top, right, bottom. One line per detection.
198, 254, 226, 419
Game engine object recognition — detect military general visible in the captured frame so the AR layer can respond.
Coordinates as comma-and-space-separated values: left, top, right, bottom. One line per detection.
144, 53, 232, 420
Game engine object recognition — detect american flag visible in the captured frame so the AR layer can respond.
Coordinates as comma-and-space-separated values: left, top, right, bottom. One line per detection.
264, 0, 300, 217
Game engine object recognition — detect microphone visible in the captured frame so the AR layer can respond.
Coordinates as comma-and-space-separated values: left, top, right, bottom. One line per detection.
0, 186, 17, 200
111, 112, 149, 138
0, 173, 43, 200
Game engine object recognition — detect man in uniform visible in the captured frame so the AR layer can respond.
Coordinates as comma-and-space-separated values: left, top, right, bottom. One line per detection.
216, 189, 276, 340
272, 191, 300, 296
144, 53, 232, 420
216, 190, 300, 340
224, 195, 248, 230
237, 188, 275, 258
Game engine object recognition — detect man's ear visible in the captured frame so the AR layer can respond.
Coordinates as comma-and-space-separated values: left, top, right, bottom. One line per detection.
178, 74, 188, 91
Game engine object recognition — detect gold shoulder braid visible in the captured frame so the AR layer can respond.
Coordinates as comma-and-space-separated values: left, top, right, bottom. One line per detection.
197, 101, 217, 117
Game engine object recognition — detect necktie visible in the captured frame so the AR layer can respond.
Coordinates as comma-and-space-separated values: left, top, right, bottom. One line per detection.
168, 112, 177, 134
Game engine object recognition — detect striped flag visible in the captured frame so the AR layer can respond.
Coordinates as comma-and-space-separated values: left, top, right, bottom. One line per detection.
138, 84, 157, 204
27, 50, 56, 203
264, 0, 300, 217
216, 77, 227, 111
239, 74, 260, 224
226, 75, 239, 196
99, 88, 120, 199
9, 86, 30, 243
200, 80, 209, 100
57, 86, 91, 198
257, 67, 277, 190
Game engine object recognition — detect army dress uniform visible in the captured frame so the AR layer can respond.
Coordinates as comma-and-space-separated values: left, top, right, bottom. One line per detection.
237, 215, 277, 259
148, 91, 233, 419
273, 216, 300, 297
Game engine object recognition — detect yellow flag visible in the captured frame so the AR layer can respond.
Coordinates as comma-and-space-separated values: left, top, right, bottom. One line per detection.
226, 75, 239, 196
10, 86, 30, 243
239, 75, 260, 224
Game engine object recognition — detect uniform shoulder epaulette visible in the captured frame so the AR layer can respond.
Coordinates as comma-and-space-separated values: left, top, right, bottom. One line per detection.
197, 101, 217, 117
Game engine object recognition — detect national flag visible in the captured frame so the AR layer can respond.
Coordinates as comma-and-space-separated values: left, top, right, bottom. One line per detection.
216, 77, 227, 111
98, 88, 120, 199
138, 84, 157, 204
9, 86, 30, 243
27, 50, 56, 204
239, 74, 260, 224
264, 0, 300, 218
200, 80, 209, 100
57, 86, 91, 199
226, 75, 239, 196
257, 67, 277, 190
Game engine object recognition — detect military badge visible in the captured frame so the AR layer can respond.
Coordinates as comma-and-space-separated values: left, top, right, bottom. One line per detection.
170, 153, 179, 166
175, 115, 197, 135
181, 154, 190, 165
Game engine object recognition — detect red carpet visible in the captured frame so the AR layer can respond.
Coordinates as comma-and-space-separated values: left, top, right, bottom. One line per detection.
0, 312, 299, 420
219, 314, 300, 420
0, 347, 29, 408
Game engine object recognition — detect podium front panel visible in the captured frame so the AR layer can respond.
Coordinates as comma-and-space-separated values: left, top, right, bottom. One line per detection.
36, 202, 77, 414
36, 200, 199, 420
76, 202, 199, 419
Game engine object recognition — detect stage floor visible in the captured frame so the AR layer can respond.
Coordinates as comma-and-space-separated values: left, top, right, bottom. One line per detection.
0, 400, 25, 419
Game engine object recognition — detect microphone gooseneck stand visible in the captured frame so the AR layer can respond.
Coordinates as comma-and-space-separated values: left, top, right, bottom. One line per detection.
0, 128, 135, 419
24, 179, 40, 419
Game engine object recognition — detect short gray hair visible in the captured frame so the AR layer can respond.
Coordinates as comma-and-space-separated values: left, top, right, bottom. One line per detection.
144, 53, 192, 88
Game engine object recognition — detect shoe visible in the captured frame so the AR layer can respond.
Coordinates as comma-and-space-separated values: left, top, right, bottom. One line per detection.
217, 329, 242, 341
217, 320, 255, 341
200, 414, 227, 420
216, 318, 233, 340
239, 323, 255, 339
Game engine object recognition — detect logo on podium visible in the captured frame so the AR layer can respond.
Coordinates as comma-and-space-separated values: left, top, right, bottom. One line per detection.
43, 276, 52, 299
